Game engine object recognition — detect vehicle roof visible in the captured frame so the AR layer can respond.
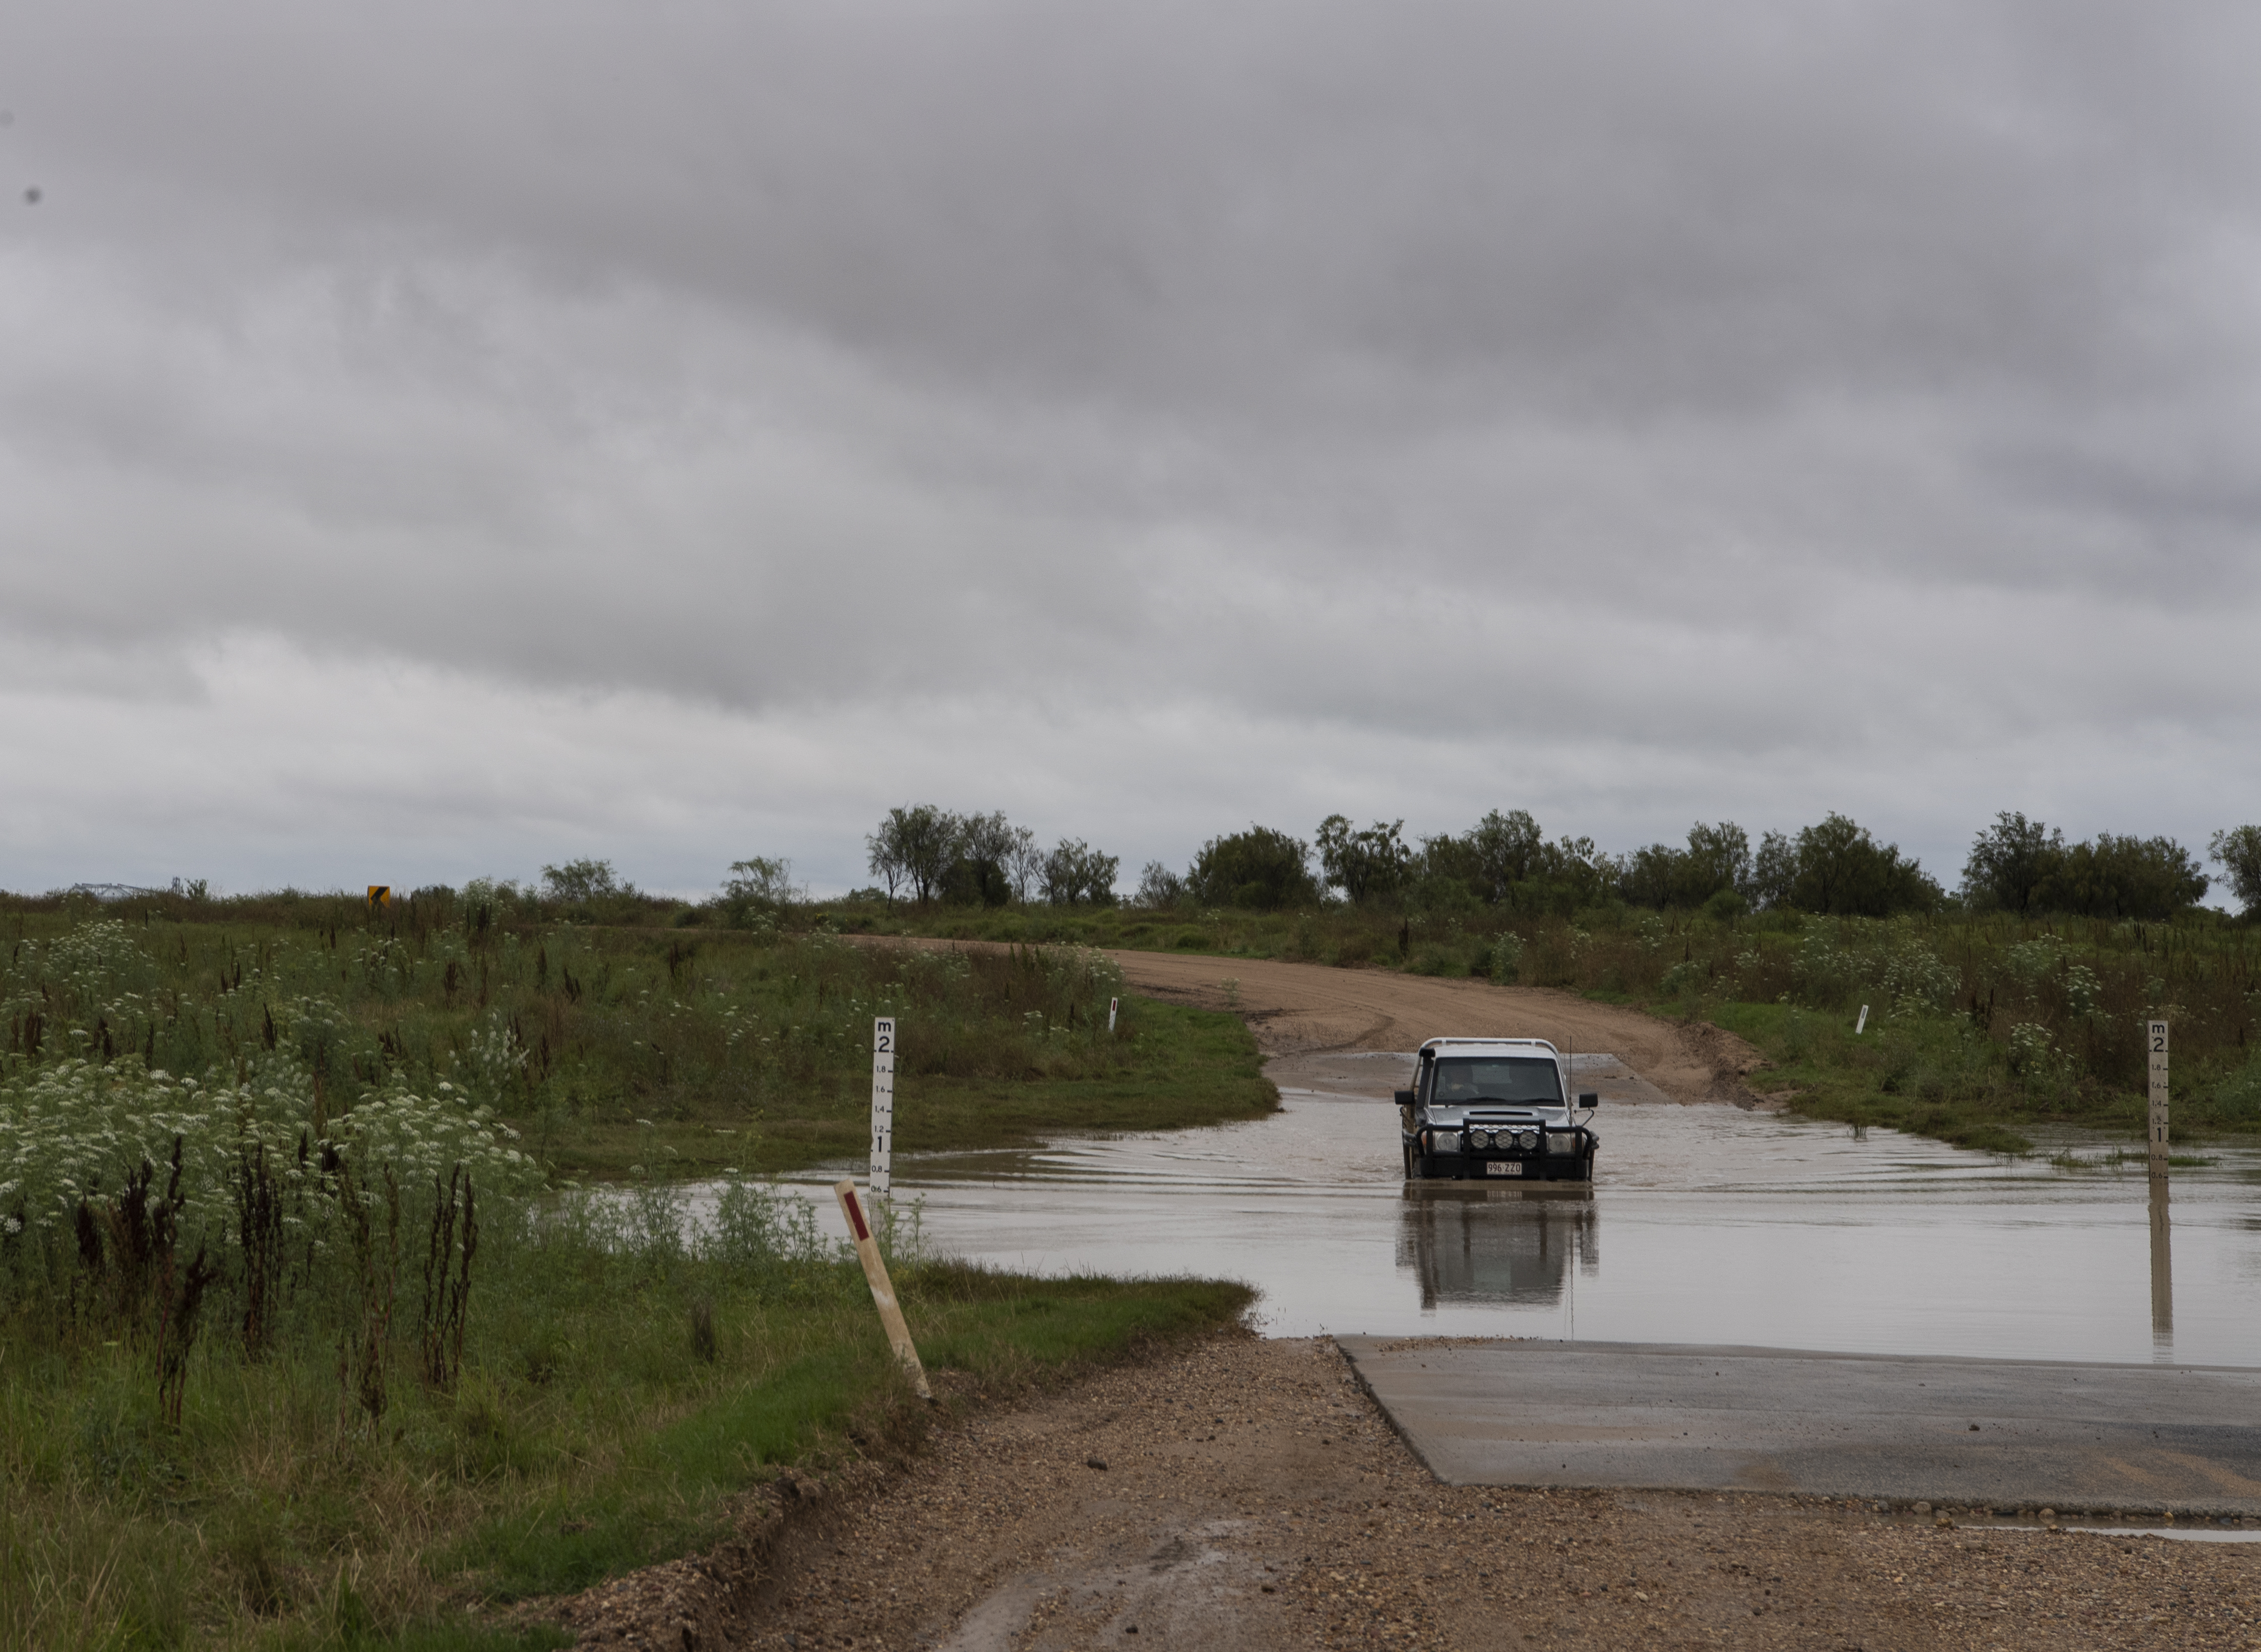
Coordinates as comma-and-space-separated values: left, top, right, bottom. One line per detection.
1417, 1037, 1561, 1057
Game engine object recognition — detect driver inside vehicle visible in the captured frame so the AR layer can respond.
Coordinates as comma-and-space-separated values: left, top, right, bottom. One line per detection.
1430, 1057, 1563, 1105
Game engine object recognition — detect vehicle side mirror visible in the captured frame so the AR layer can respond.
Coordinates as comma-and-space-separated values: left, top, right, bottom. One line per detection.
1394, 1089, 1416, 1107
1579, 1093, 1599, 1108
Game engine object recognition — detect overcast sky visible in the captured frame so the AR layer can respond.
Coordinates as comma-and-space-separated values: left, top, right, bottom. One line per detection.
4, 1, 2257, 900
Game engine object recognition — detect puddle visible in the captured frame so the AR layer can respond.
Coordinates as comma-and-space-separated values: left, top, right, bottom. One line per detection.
725, 1052, 2261, 1366
1644, 1496, 2261, 1541
2064, 1526, 2261, 1543
1923, 1516, 2261, 1543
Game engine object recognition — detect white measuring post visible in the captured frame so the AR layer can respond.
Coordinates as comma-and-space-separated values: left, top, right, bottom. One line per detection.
2147, 1019, 2170, 1165
870, 1016, 896, 1198
1108, 996, 1118, 1033
1855, 1004, 1869, 1036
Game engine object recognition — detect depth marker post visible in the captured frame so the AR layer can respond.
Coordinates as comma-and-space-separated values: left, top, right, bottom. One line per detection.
2148, 1018, 2174, 1355
834, 1179, 932, 1400
2148, 1019, 2170, 1166
870, 1016, 896, 1197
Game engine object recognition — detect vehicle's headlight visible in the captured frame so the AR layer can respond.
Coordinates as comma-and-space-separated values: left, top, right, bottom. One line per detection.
1467, 1129, 1491, 1150
1519, 1129, 1540, 1152
1433, 1130, 1460, 1154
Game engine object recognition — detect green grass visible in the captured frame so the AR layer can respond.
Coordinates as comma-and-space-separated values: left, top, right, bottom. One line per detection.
0, 1217, 1252, 1649
533, 996, 1273, 1181
450, 1268, 1248, 1600
0, 898, 1270, 1645
0, 905, 1274, 1183
860, 894, 2259, 1152
864, 896, 2260, 1154
889, 999, 1274, 1152
1701, 1001, 2045, 1154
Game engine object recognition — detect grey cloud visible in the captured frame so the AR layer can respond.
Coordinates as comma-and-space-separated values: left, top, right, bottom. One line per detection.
3, 0, 2258, 893
17, 1, 2259, 416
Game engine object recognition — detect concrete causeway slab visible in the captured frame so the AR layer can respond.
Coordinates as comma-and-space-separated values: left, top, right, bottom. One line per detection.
1338, 1337, 2261, 1515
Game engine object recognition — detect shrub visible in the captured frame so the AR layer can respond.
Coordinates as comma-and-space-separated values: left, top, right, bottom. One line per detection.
2005, 1022, 2061, 1087
1135, 861, 1187, 908
1878, 943, 1957, 1018
1316, 817, 1412, 905
2213, 825, 2261, 916
1187, 827, 1320, 911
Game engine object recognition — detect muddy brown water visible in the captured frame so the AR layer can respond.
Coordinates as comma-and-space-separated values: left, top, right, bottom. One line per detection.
739, 1048, 2261, 1369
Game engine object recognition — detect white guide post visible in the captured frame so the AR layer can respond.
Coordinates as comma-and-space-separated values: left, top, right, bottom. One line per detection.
1108, 997, 1118, 1033
2147, 1019, 2170, 1165
871, 1016, 896, 1198
1855, 1004, 1869, 1036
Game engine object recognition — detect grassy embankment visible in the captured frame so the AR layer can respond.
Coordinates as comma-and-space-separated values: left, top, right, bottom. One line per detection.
843, 897, 2260, 1155
0, 893, 1277, 1183
0, 898, 1263, 1649
1, 1212, 1249, 1650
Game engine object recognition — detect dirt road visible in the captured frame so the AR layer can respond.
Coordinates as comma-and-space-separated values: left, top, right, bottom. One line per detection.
1101, 952, 1724, 1086
558, 1333, 2259, 1651
863, 938, 1768, 1107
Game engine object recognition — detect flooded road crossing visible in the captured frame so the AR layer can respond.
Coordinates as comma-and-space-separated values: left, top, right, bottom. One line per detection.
764, 1052, 2261, 1368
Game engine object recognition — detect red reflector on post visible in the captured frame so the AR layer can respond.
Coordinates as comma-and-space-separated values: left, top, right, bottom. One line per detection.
841, 1186, 871, 1242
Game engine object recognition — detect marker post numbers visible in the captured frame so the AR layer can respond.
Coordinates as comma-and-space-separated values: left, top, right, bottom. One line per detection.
2148, 1020, 2170, 1166
2147, 1019, 2174, 1353
870, 1018, 896, 1197
846, 1016, 929, 1396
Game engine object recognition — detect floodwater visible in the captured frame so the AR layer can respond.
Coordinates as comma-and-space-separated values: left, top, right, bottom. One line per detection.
756, 1053, 2261, 1368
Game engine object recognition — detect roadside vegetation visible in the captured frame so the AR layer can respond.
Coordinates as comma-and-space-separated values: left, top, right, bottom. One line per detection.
0, 882, 1273, 1184
0, 885, 1261, 1647
0, 1151, 1247, 1648
834, 806, 2261, 1155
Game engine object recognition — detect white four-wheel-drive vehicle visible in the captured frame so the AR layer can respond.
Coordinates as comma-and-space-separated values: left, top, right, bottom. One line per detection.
1397, 1037, 1599, 1182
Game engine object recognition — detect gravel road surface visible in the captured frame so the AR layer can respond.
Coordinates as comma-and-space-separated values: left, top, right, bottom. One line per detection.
554, 1332, 2259, 1650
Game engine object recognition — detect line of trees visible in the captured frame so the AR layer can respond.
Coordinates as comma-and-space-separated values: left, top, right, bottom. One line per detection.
835, 804, 2261, 921
863, 805, 1119, 910
1125, 810, 2261, 921
1960, 813, 2258, 920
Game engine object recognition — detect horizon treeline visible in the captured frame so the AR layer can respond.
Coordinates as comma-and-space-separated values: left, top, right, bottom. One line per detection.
12, 809, 2259, 927
847, 805, 2258, 924
849, 804, 2260, 923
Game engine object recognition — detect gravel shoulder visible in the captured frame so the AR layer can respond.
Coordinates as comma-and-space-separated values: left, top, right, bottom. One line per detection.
553, 1330, 2258, 1650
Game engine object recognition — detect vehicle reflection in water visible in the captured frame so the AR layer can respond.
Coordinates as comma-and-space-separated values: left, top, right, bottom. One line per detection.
1398, 1185, 1598, 1311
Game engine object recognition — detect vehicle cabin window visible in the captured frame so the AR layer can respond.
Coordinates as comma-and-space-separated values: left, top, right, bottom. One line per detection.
1429, 1057, 1562, 1106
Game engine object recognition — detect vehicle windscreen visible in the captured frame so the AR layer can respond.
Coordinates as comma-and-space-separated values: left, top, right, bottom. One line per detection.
1429, 1056, 1562, 1106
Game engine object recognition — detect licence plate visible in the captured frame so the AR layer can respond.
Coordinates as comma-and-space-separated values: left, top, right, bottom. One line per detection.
1486, 1160, 1524, 1177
